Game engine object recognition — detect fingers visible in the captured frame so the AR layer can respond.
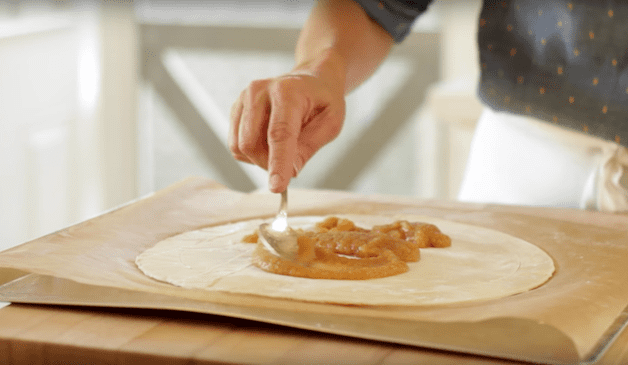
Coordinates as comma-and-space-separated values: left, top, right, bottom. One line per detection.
238, 81, 271, 169
229, 74, 345, 193
228, 90, 248, 163
229, 81, 271, 168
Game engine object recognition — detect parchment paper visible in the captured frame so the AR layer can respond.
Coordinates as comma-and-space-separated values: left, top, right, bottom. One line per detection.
0, 177, 627, 364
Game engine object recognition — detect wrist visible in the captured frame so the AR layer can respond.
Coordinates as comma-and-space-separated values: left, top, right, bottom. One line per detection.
290, 48, 348, 95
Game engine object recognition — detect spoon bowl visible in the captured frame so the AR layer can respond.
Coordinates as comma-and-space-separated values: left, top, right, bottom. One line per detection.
258, 190, 299, 260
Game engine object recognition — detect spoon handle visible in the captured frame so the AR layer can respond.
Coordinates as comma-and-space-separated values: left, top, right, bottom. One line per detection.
279, 190, 288, 219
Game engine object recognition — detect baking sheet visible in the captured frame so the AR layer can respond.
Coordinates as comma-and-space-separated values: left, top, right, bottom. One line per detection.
1, 177, 627, 364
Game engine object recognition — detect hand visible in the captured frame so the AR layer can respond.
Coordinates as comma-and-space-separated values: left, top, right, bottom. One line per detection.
229, 72, 346, 193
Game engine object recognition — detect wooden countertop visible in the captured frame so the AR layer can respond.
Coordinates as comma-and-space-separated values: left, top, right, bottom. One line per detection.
1, 178, 627, 364
0, 304, 551, 365
2, 302, 628, 364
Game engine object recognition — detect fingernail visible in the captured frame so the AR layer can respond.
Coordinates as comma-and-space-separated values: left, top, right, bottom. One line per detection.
269, 174, 283, 192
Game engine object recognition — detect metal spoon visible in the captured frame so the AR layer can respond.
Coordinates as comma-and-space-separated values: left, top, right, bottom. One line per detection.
258, 189, 299, 260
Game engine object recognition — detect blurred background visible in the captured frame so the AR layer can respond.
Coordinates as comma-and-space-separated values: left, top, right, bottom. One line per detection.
0, 0, 483, 251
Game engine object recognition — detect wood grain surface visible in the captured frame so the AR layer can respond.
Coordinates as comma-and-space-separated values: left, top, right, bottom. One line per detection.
0, 303, 532, 365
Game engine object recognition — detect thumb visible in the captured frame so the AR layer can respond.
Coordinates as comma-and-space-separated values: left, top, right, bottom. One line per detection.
294, 111, 344, 176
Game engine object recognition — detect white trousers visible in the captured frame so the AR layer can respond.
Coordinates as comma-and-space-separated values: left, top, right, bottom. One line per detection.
458, 108, 628, 212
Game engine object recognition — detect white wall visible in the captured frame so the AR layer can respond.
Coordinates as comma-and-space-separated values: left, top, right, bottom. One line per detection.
0, 3, 139, 251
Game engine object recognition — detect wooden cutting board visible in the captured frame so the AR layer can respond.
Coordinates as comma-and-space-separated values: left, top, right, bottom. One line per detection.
0, 177, 627, 364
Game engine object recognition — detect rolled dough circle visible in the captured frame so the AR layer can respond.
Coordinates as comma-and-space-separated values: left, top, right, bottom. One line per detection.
136, 215, 555, 306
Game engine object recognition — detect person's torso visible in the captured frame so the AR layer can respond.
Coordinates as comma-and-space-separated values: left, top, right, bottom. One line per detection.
478, 0, 628, 148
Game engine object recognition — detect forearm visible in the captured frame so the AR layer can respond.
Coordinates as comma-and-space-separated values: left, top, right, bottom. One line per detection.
292, 0, 395, 94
